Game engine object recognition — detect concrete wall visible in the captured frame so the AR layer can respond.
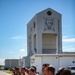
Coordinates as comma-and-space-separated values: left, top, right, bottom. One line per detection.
60, 57, 75, 67
30, 56, 42, 74
36, 8, 61, 54
27, 8, 62, 68
27, 8, 62, 56
27, 15, 37, 56
21, 57, 25, 67
30, 54, 75, 74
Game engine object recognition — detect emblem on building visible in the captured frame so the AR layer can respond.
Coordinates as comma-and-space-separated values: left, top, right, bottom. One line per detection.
44, 17, 55, 31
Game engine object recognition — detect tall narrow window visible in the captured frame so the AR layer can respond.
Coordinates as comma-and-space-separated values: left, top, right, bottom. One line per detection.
34, 22, 36, 28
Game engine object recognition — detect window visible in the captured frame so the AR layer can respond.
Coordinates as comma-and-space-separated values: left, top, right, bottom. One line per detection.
47, 11, 52, 16
34, 22, 36, 28
73, 61, 75, 63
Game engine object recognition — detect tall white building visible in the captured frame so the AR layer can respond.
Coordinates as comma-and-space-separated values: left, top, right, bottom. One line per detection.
25, 8, 75, 74
25, 8, 62, 68
27, 8, 62, 56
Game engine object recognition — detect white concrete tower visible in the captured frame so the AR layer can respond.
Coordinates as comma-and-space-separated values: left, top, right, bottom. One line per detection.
27, 8, 62, 56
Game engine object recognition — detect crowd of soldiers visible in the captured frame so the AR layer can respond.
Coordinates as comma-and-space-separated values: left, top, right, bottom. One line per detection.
11, 63, 72, 75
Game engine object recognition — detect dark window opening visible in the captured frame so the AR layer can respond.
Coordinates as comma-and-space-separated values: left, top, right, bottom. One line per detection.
47, 11, 52, 16
73, 61, 75, 63
34, 22, 36, 28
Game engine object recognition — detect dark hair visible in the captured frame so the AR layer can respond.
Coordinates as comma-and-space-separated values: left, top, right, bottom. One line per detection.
42, 63, 50, 74
46, 65, 55, 75
56, 68, 72, 75
11, 68, 15, 71
56, 68, 65, 75
42, 63, 49, 67
11, 68, 15, 74
21, 66, 26, 70
15, 67, 19, 70
31, 66, 36, 72
29, 67, 36, 72
61, 68, 72, 75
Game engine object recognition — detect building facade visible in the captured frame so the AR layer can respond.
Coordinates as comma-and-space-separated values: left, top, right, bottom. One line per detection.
27, 8, 62, 56
24, 8, 75, 74
5, 59, 19, 69
30, 54, 75, 74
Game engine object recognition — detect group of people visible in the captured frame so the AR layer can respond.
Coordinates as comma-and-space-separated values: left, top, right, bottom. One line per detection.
11, 63, 72, 75
11, 66, 38, 75
42, 63, 72, 75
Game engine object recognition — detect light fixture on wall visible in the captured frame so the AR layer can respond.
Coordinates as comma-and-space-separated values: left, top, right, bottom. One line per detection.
30, 58, 35, 63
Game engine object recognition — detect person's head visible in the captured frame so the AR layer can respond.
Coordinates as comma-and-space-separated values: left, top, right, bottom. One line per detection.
25, 68, 29, 74
61, 69, 72, 75
11, 68, 15, 74
31, 66, 37, 72
57, 68, 72, 75
44, 65, 55, 75
56, 67, 72, 75
15, 67, 20, 73
42, 63, 50, 74
21, 66, 26, 73
29, 67, 36, 75
56, 68, 65, 75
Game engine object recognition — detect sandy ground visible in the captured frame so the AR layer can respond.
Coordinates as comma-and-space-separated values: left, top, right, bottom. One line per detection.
0, 71, 11, 75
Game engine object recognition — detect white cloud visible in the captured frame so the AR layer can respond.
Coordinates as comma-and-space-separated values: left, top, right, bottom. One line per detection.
0, 59, 5, 65
62, 36, 69, 39
63, 46, 75, 52
11, 36, 26, 40
62, 38, 75, 42
62, 36, 75, 52
20, 49, 25, 52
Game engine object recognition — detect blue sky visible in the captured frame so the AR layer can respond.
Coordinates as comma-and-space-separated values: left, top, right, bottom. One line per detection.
0, 0, 75, 65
